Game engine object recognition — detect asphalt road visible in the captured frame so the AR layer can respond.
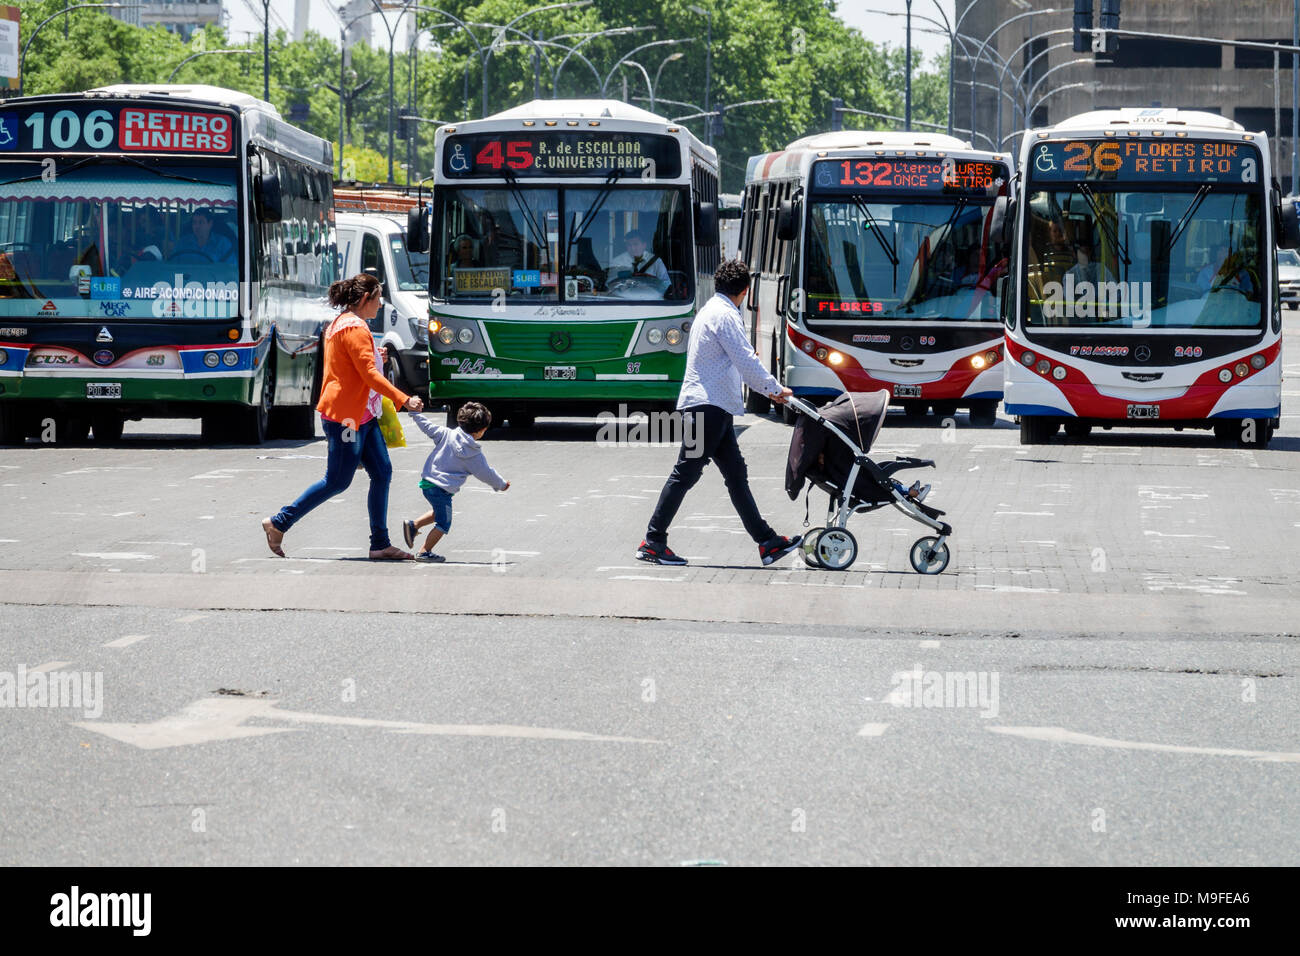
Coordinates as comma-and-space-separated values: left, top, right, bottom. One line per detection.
3, 318, 1300, 864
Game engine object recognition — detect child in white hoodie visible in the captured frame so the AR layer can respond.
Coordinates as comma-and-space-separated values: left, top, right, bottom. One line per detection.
403, 402, 510, 562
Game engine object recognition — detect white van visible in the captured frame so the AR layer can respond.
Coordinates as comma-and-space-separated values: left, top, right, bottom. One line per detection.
335, 200, 431, 393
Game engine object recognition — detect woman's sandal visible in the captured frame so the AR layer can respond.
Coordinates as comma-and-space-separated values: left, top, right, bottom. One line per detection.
369, 545, 413, 560
261, 517, 286, 558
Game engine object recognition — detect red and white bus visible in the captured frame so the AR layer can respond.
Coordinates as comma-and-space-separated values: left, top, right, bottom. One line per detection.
1006, 108, 1299, 447
741, 131, 1012, 425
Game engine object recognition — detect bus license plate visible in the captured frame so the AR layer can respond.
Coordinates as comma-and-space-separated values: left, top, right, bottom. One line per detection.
1127, 404, 1160, 419
86, 383, 122, 399
894, 384, 921, 398
544, 366, 576, 381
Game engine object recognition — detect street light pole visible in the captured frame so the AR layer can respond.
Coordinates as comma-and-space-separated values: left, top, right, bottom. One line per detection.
905, 0, 912, 131
554, 26, 651, 96
652, 52, 684, 113
168, 49, 254, 83
482, 0, 591, 112
689, 5, 713, 143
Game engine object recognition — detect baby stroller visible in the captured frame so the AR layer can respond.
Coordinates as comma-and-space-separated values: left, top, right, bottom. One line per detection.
784, 390, 953, 573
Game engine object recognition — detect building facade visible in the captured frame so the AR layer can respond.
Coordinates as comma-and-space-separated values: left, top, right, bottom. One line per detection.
955, 0, 1299, 191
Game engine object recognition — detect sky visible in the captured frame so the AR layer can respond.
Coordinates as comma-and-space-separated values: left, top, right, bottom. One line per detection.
224, 1, 955, 62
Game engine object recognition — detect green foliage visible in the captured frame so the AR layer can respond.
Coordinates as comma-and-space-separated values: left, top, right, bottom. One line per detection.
15, 0, 952, 190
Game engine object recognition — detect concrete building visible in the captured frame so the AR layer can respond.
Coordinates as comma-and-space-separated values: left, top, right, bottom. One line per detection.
955, 0, 1300, 191
111, 1, 223, 42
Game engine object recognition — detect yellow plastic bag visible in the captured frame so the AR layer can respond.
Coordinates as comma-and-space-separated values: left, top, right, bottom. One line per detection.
378, 396, 406, 448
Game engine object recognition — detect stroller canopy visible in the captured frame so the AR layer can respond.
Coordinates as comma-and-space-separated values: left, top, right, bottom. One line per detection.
785, 390, 890, 500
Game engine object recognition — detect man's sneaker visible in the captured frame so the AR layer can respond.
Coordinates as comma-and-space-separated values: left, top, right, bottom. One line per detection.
636, 540, 687, 566
416, 551, 445, 563
759, 534, 803, 566
402, 519, 417, 549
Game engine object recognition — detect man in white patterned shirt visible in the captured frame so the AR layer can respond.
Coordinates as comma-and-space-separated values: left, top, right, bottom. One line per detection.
637, 259, 803, 567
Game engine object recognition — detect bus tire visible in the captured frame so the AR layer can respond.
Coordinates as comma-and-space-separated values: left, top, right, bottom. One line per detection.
384, 352, 407, 395
446, 400, 464, 428
92, 413, 125, 444
745, 385, 771, 416
931, 401, 958, 419
1019, 416, 1057, 444
233, 362, 274, 445
968, 400, 998, 427
0, 405, 25, 446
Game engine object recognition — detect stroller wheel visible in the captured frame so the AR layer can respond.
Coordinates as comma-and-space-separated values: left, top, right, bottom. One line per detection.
801, 527, 824, 567
909, 536, 950, 575
814, 528, 858, 571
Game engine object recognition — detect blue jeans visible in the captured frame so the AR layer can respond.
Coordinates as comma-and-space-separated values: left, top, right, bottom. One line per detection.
270, 417, 393, 551
420, 483, 454, 534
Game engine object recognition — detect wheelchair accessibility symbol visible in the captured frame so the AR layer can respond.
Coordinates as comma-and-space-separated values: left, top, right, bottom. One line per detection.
448, 143, 469, 173
0, 114, 17, 151
1034, 145, 1057, 174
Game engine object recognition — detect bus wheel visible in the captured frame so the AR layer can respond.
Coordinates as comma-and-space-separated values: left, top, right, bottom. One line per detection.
931, 401, 958, 419
0, 405, 26, 445
1063, 421, 1092, 440
446, 400, 464, 428
968, 400, 998, 427
233, 364, 274, 445
92, 413, 124, 444
1237, 418, 1274, 449
384, 353, 407, 394
744, 385, 771, 416
1019, 416, 1057, 444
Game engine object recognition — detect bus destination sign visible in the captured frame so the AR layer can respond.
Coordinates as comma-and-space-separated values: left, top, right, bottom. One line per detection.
812, 158, 1007, 196
442, 131, 682, 179
1028, 139, 1262, 184
0, 102, 237, 155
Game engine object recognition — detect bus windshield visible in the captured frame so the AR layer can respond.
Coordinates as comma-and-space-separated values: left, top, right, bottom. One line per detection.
805, 197, 1003, 321
1023, 187, 1264, 329
0, 160, 239, 320
435, 186, 691, 304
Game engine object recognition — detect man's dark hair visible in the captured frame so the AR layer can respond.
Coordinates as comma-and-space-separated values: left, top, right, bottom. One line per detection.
714, 258, 751, 297
624, 229, 644, 242
457, 401, 492, 433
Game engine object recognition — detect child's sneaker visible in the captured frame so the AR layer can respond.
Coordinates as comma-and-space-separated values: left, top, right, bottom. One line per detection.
636, 540, 687, 565
403, 519, 417, 549
892, 479, 931, 502
759, 534, 803, 566
416, 551, 445, 563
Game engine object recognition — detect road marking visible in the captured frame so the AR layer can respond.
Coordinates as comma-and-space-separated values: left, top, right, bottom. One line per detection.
103, 634, 149, 648
994, 511, 1055, 517
31, 661, 71, 673
75, 697, 662, 750
73, 552, 156, 561
918, 640, 941, 648
175, 614, 207, 623
610, 574, 685, 582
857, 723, 890, 737
988, 725, 1300, 763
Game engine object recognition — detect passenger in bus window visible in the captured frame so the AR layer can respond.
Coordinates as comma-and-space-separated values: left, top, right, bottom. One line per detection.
608, 229, 668, 283
173, 207, 235, 263
448, 234, 479, 270
1198, 243, 1255, 296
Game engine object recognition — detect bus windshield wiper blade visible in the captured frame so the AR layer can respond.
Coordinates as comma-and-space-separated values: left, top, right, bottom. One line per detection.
501, 168, 551, 259
566, 168, 625, 267
1162, 183, 1212, 259
850, 196, 898, 267
1077, 183, 1130, 268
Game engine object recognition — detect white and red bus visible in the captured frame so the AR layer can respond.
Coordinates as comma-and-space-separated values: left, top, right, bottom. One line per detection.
741, 131, 1012, 425
1007, 108, 1299, 447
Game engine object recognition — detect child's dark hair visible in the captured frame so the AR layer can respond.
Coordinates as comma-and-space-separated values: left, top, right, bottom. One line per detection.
328, 273, 381, 309
457, 401, 492, 433
713, 258, 751, 297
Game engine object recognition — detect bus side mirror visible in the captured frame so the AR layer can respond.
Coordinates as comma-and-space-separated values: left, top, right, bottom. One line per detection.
989, 196, 1015, 248
1279, 197, 1300, 250
999, 274, 1014, 328
776, 199, 800, 241
255, 174, 282, 223
695, 202, 719, 246
406, 206, 429, 254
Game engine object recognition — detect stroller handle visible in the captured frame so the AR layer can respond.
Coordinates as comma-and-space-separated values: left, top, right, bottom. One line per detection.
783, 394, 822, 421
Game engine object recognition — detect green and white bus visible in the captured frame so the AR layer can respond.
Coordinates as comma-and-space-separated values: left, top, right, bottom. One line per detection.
0, 84, 336, 445
414, 99, 720, 426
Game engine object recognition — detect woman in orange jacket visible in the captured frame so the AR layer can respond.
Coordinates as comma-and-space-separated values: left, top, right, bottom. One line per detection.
262, 274, 424, 559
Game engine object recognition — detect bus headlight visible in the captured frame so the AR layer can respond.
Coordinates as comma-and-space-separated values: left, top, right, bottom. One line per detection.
1234, 362, 1249, 377
1036, 359, 1051, 375
971, 354, 987, 370
438, 327, 456, 345
647, 328, 664, 345
1020, 351, 1035, 367
222, 350, 239, 367
0, 349, 8, 365
1218, 369, 1233, 383
203, 352, 220, 368
828, 350, 844, 366
457, 327, 474, 345
1250, 354, 1266, 370
665, 328, 682, 346
1052, 365, 1067, 381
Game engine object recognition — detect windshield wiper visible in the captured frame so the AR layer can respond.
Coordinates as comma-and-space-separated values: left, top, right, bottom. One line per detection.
1161, 183, 1211, 260
500, 168, 552, 262
1076, 183, 1131, 276
850, 195, 898, 268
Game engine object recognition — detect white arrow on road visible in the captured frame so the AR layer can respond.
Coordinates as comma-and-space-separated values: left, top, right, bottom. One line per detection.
76, 697, 660, 750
